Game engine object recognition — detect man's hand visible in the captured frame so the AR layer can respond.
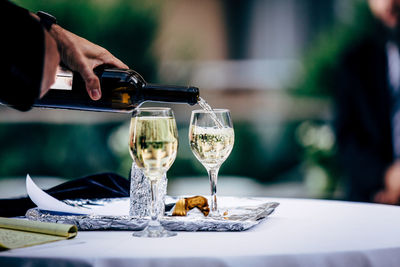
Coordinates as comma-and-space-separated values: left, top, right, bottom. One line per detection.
49, 24, 128, 100
374, 160, 400, 204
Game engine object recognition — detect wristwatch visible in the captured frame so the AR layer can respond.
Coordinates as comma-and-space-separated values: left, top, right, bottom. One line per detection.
36, 11, 57, 31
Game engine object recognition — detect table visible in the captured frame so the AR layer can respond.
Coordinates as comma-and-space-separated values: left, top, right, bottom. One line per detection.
1, 197, 400, 267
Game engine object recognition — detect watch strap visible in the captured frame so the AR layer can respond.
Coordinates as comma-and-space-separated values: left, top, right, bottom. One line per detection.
36, 11, 57, 31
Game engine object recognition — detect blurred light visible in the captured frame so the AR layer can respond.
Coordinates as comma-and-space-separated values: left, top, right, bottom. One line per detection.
296, 121, 335, 151
108, 122, 130, 157
304, 165, 329, 198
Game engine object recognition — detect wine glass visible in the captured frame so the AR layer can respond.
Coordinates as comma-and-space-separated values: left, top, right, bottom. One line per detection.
189, 109, 234, 216
129, 107, 178, 237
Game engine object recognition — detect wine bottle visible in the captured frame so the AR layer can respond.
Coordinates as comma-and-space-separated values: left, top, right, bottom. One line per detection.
33, 67, 199, 112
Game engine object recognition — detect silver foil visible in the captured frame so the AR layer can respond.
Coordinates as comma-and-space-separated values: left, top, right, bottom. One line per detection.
129, 162, 167, 218
25, 197, 279, 232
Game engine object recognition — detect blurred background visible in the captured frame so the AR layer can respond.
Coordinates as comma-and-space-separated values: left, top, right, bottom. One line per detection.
0, 0, 371, 199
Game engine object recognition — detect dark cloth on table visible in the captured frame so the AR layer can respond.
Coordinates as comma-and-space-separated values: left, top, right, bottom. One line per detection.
0, 0, 44, 111
334, 22, 394, 202
0, 173, 130, 217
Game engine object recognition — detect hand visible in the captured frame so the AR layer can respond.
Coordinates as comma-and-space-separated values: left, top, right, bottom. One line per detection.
374, 160, 400, 204
40, 29, 60, 98
49, 24, 128, 100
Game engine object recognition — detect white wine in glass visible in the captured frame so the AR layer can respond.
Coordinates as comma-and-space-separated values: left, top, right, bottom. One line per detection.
129, 107, 178, 237
189, 109, 234, 216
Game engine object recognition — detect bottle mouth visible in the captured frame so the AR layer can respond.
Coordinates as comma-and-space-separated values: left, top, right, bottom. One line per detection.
188, 87, 200, 105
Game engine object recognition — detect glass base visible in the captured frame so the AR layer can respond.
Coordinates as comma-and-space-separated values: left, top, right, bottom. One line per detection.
132, 223, 177, 238
208, 209, 222, 219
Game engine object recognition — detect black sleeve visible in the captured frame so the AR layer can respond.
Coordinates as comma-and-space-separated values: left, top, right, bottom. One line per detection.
0, 0, 45, 111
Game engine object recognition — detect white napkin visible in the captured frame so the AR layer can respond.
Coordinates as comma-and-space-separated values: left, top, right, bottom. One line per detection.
26, 174, 129, 216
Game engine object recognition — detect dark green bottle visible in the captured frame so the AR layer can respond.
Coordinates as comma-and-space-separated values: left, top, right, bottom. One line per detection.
33, 67, 199, 113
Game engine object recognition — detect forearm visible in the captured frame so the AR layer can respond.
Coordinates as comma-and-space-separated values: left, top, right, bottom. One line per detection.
30, 11, 60, 98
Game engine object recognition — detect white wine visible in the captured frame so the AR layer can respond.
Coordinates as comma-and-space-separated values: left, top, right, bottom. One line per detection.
189, 125, 234, 169
129, 108, 178, 237
129, 116, 178, 181
189, 108, 234, 215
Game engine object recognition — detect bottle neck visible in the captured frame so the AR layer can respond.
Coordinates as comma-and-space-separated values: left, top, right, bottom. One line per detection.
142, 84, 199, 105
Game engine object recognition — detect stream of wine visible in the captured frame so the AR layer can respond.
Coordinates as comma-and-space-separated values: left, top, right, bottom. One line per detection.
197, 97, 224, 128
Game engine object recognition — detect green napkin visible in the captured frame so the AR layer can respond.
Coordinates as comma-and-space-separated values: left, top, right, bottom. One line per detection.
0, 217, 77, 250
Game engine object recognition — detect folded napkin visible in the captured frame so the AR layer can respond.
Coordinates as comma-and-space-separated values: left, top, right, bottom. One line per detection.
0, 217, 77, 250
0, 173, 130, 217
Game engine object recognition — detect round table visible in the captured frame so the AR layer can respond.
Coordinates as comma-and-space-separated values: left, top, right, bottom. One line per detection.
1, 197, 400, 267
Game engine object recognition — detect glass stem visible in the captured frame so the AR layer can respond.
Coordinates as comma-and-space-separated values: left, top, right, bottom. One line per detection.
208, 168, 219, 212
149, 179, 160, 226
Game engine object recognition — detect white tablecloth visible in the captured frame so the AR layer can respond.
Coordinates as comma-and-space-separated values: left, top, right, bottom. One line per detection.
1, 198, 400, 267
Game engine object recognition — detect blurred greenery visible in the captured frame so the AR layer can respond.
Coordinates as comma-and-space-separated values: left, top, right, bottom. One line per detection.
0, 123, 122, 178
295, 120, 339, 198
172, 121, 302, 183
0, 121, 303, 183
1, 0, 162, 179
291, 1, 375, 199
0, 1, 377, 201
293, 1, 374, 97
1, 1, 305, 184
13, 0, 161, 81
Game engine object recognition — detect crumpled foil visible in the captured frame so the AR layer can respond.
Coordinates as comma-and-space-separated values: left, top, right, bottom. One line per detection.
25, 197, 279, 232
129, 162, 167, 218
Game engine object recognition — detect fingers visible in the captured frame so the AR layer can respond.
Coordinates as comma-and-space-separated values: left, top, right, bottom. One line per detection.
374, 190, 399, 205
49, 25, 127, 101
76, 52, 126, 101
80, 65, 101, 100
109, 56, 129, 69
374, 191, 385, 203
102, 53, 129, 69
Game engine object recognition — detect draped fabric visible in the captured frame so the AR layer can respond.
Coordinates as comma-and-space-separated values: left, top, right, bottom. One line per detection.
0, 173, 130, 217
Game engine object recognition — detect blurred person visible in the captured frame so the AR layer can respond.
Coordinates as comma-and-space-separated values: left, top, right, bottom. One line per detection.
0, 0, 128, 111
335, 0, 400, 204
